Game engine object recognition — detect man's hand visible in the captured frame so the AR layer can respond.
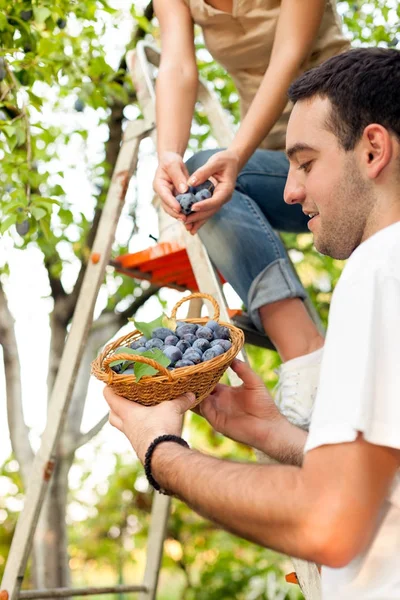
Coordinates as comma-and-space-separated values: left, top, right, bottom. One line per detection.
198, 359, 284, 450
153, 151, 189, 222
103, 387, 197, 463
199, 360, 307, 464
185, 149, 240, 235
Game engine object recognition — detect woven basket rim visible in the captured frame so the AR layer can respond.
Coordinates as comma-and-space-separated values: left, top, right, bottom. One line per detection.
90, 291, 245, 405
91, 316, 244, 386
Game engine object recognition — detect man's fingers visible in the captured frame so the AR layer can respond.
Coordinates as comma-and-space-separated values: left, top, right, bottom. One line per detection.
198, 395, 221, 426
230, 359, 264, 387
108, 409, 123, 431
171, 391, 198, 413
103, 385, 134, 417
209, 383, 226, 395
103, 385, 121, 409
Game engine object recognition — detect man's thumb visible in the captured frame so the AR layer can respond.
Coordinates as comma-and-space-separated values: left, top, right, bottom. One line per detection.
173, 391, 198, 413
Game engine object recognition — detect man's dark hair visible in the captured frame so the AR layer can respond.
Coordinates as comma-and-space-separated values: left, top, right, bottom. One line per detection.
288, 48, 400, 150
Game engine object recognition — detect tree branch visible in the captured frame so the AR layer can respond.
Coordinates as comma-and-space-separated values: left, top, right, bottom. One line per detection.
62, 283, 159, 454
0, 282, 33, 479
68, 413, 109, 454
119, 283, 161, 320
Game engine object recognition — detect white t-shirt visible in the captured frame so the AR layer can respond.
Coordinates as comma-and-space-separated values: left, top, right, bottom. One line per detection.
304, 221, 400, 600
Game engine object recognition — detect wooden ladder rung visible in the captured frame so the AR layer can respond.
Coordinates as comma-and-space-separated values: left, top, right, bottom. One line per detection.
16, 584, 148, 599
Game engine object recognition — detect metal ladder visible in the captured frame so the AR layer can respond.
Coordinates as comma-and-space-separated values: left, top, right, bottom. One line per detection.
0, 41, 321, 600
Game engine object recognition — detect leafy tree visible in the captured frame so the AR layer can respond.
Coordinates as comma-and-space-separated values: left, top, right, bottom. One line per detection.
0, 0, 159, 589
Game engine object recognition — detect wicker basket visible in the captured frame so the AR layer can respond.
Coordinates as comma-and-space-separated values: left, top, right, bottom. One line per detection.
91, 292, 245, 407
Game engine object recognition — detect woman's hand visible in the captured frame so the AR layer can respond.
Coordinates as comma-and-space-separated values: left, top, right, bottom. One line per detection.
153, 151, 190, 221
185, 149, 240, 234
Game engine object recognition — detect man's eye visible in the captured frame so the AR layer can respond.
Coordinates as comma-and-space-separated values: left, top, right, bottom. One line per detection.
298, 161, 312, 173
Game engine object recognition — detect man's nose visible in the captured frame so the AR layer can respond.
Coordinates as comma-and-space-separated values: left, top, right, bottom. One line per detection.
284, 172, 306, 205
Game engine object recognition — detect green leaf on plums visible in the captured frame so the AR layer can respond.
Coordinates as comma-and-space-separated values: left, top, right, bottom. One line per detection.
128, 314, 163, 339
128, 312, 176, 339
162, 314, 177, 332
133, 349, 171, 382
109, 347, 138, 367
109, 348, 171, 379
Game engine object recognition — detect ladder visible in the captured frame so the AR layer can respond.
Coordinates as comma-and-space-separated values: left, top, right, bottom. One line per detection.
1, 41, 321, 600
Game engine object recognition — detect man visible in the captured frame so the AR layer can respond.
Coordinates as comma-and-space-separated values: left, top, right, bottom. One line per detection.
104, 48, 400, 599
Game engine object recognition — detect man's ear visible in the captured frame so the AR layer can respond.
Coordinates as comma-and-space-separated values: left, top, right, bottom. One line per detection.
360, 124, 393, 180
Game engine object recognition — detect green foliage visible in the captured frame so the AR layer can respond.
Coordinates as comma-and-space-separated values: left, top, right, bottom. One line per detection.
128, 314, 166, 340
0, 0, 122, 238
66, 437, 301, 600
0, 0, 148, 309
340, 0, 400, 46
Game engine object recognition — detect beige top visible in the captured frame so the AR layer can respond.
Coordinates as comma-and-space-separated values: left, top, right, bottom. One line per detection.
184, 0, 350, 150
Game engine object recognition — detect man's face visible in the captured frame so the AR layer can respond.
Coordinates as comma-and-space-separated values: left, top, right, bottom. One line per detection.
284, 97, 374, 260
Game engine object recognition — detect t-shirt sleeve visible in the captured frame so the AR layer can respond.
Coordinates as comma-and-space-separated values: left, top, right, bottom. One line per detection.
304, 270, 400, 454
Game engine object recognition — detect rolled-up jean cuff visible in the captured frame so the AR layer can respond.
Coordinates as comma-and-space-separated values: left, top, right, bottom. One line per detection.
247, 258, 308, 332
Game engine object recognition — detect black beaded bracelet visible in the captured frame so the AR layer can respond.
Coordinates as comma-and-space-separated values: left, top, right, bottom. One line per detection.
144, 434, 190, 495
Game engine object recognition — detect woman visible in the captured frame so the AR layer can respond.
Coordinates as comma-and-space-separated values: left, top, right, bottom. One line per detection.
152, 0, 350, 428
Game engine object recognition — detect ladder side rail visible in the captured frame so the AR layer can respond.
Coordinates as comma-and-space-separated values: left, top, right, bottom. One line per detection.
138, 494, 172, 600
0, 120, 152, 600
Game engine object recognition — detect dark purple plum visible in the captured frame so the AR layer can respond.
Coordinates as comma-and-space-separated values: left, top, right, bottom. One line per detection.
192, 338, 211, 353
175, 359, 195, 368
196, 326, 214, 341
151, 327, 175, 340
177, 339, 191, 354
164, 335, 179, 346
163, 346, 183, 365
182, 350, 202, 365
194, 189, 212, 202
176, 324, 198, 338
214, 325, 230, 340
192, 180, 215, 195
211, 339, 232, 351
145, 338, 164, 349
206, 320, 219, 332
176, 192, 196, 215
202, 347, 223, 361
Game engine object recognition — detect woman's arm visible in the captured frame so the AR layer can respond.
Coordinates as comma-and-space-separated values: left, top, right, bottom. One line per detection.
230, 0, 326, 168
153, 0, 199, 216
186, 0, 327, 232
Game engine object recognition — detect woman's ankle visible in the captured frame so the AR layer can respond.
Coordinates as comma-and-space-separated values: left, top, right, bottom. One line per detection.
259, 298, 324, 362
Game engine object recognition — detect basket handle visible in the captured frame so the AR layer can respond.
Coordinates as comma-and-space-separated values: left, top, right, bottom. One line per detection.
103, 352, 174, 383
170, 292, 220, 321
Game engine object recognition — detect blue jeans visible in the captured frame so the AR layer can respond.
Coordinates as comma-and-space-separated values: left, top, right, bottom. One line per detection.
186, 149, 309, 332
